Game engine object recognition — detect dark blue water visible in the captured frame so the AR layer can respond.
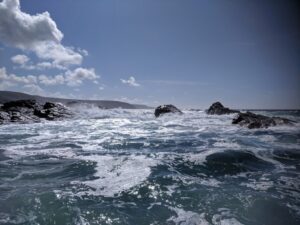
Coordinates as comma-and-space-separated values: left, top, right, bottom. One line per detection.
0, 109, 299, 225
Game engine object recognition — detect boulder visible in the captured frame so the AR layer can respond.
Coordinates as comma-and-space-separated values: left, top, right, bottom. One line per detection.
232, 111, 295, 129
154, 104, 183, 117
206, 102, 239, 115
37, 102, 71, 120
0, 100, 72, 124
43, 102, 56, 109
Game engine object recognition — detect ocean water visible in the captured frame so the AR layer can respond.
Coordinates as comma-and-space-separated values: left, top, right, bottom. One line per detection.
0, 108, 299, 225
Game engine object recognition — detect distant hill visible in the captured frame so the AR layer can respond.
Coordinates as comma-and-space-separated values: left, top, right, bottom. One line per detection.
0, 91, 152, 109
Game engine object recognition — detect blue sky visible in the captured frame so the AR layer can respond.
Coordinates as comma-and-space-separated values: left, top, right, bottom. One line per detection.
0, 0, 299, 109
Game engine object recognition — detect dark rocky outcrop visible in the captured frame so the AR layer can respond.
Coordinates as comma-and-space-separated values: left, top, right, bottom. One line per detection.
206, 101, 295, 129
232, 111, 295, 129
206, 102, 239, 115
2, 99, 36, 110
154, 104, 183, 117
0, 100, 72, 124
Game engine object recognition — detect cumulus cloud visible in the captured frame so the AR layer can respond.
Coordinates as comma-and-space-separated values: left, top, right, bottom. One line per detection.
0, 66, 44, 94
0, 67, 37, 84
77, 48, 89, 56
10, 54, 63, 71
11, 54, 29, 65
15, 61, 68, 71
121, 76, 140, 87
0, 0, 82, 67
34, 42, 82, 66
23, 83, 44, 95
0, 67, 100, 93
65, 67, 99, 86
38, 74, 64, 86
37, 67, 100, 86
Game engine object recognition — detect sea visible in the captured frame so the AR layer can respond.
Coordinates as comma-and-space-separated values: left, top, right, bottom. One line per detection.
0, 107, 299, 225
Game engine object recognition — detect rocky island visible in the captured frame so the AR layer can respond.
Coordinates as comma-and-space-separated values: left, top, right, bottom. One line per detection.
154, 104, 183, 117
206, 102, 296, 129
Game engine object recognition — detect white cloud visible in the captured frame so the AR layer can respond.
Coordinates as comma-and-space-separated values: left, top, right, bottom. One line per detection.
1, 66, 100, 97
37, 67, 99, 86
36, 62, 53, 69
77, 48, 89, 56
11, 54, 29, 65
0, 80, 16, 90
0, 0, 82, 67
23, 83, 44, 95
37, 67, 99, 87
10, 54, 67, 71
34, 42, 82, 66
0, 67, 37, 84
38, 74, 64, 86
65, 67, 99, 86
17, 61, 68, 71
0, 66, 44, 95
121, 76, 140, 87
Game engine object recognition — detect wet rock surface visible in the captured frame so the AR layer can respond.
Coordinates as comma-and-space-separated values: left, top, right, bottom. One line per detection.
232, 111, 295, 129
154, 104, 183, 117
0, 100, 72, 124
206, 102, 239, 115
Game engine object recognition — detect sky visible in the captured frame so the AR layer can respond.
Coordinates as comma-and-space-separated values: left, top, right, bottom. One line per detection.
0, 0, 299, 109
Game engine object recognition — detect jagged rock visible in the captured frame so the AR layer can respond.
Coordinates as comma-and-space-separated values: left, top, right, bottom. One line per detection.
0, 111, 10, 122
34, 102, 71, 120
206, 102, 239, 115
232, 111, 295, 129
43, 102, 56, 109
154, 104, 183, 117
0, 100, 72, 124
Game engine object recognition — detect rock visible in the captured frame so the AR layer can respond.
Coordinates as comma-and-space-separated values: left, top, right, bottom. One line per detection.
154, 104, 183, 117
34, 102, 71, 120
0, 111, 10, 123
2, 99, 36, 110
206, 102, 239, 115
232, 111, 295, 129
43, 102, 56, 109
0, 100, 73, 124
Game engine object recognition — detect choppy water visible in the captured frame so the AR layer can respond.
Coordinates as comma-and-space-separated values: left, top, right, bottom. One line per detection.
0, 107, 300, 225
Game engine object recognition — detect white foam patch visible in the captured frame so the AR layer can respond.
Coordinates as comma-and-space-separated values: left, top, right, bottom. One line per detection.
212, 208, 244, 225
3, 146, 76, 159
183, 149, 226, 165
259, 135, 277, 142
241, 180, 273, 191
216, 218, 244, 225
75, 155, 159, 197
199, 178, 222, 187
167, 207, 209, 225
213, 140, 241, 149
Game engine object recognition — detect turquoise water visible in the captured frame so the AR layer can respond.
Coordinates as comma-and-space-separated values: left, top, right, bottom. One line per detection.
0, 109, 299, 225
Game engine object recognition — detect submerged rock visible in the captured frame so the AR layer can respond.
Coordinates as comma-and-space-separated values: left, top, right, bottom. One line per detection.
0, 100, 72, 124
232, 111, 295, 129
154, 104, 183, 117
206, 102, 239, 115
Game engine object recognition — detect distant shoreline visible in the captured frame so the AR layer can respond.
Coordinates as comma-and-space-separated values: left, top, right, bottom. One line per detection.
0, 90, 299, 111
0, 90, 152, 109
